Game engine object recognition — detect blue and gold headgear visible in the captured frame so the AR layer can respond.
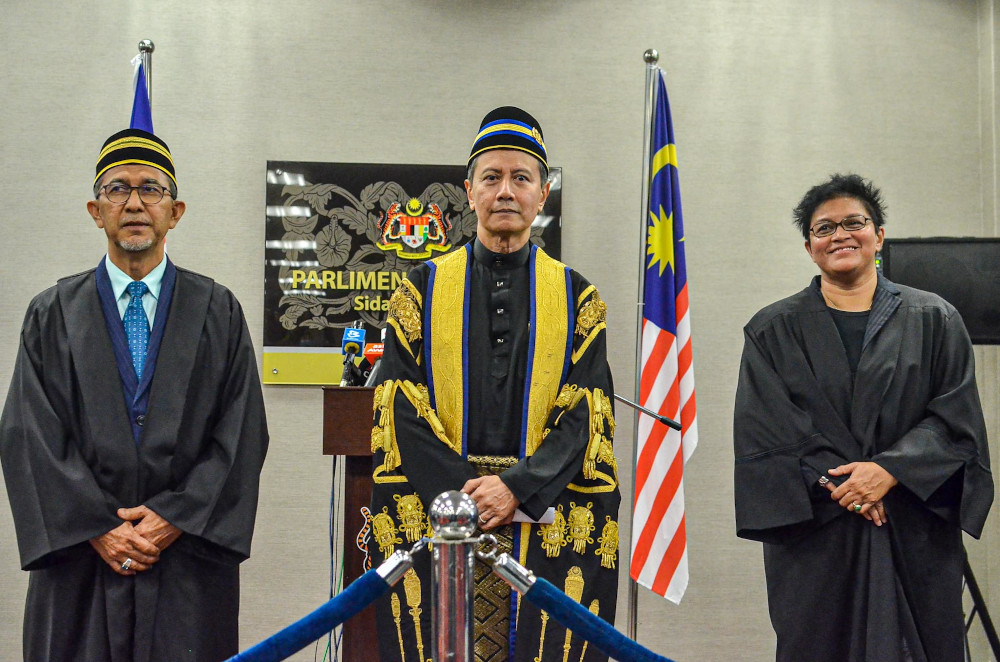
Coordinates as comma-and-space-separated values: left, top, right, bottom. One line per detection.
468, 106, 547, 172
95, 128, 176, 189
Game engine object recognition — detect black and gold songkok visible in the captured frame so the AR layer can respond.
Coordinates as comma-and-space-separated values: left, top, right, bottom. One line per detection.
468, 106, 547, 172
95, 128, 176, 189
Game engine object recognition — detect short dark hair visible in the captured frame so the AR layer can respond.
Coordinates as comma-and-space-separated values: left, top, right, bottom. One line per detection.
793, 173, 885, 240
466, 154, 548, 187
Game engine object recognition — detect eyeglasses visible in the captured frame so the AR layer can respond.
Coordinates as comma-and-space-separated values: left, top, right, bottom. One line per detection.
99, 183, 172, 205
809, 214, 871, 238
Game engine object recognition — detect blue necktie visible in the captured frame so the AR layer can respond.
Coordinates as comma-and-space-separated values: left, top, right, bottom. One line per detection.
124, 281, 150, 378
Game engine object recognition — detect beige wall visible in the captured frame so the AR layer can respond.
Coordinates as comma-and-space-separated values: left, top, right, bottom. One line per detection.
1, 0, 997, 659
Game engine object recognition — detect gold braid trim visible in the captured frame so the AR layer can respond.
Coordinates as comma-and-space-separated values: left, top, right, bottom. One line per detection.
582, 388, 616, 480
467, 455, 519, 469
556, 386, 617, 493
398, 379, 459, 454
571, 322, 606, 365
567, 470, 617, 493
371, 380, 402, 482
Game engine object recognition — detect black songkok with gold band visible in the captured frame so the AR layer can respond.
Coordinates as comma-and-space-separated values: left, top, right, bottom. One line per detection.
95, 128, 176, 188
469, 106, 547, 171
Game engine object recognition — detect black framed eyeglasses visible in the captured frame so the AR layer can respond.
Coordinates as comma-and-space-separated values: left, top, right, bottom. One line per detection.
99, 183, 172, 205
809, 214, 871, 238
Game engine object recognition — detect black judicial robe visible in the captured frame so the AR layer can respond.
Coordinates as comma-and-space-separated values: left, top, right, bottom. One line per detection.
0, 263, 269, 662
734, 276, 992, 662
367, 241, 620, 662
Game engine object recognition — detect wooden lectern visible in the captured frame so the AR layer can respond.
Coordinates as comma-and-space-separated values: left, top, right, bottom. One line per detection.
322, 386, 378, 661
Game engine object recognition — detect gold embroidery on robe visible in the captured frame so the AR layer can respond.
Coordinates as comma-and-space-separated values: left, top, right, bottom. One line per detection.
576, 291, 606, 336
572, 290, 607, 365
525, 250, 570, 456
427, 247, 468, 449
399, 379, 458, 453
403, 569, 427, 662
537, 505, 568, 558
387, 280, 423, 358
560, 567, 586, 661
566, 387, 618, 494
391, 592, 407, 662
395, 493, 427, 543
373, 506, 402, 555
372, 380, 409, 484
595, 517, 619, 569
567, 502, 595, 554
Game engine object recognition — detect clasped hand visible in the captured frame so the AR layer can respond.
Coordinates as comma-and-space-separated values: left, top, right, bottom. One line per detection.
462, 475, 520, 531
88, 505, 183, 576
825, 461, 898, 527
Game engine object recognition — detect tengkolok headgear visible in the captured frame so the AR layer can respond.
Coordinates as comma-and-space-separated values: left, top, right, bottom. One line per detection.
95, 128, 176, 189
468, 106, 547, 171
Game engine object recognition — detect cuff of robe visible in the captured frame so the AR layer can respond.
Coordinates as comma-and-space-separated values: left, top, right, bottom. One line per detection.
501, 473, 545, 521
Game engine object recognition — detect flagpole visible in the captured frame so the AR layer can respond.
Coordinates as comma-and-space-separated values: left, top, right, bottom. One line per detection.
138, 39, 154, 106
626, 48, 660, 642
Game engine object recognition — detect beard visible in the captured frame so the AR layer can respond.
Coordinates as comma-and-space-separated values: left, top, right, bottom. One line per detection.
117, 236, 155, 252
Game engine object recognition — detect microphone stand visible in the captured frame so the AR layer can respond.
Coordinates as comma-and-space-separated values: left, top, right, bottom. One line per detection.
613, 393, 682, 431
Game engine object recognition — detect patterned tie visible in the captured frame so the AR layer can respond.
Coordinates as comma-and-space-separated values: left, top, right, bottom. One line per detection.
124, 281, 150, 378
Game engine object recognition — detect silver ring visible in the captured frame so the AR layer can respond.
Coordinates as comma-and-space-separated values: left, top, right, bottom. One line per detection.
121, 558, 133, 571
817, 476, 830, 486
478, 515, 488, 524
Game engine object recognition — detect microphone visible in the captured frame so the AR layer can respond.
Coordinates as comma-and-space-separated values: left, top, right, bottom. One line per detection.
339, 325, 367, 387
362, 342, 385, 387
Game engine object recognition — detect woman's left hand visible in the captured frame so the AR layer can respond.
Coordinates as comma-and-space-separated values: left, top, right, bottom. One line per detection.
826, 462, 898, 518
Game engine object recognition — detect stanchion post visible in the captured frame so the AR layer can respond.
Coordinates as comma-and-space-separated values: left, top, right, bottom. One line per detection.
428, 491, 478, 662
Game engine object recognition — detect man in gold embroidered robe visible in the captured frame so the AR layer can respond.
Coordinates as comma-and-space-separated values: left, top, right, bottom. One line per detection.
368, 107, 620, 662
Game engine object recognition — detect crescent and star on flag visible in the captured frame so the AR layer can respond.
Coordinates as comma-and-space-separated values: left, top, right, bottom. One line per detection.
646, 141, 682, 278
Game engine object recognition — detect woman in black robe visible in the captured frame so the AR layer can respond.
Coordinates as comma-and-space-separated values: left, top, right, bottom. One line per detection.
734, 174, 992, 662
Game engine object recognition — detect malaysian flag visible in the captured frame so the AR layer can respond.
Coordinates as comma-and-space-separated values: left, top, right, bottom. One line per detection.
631, 70, 698, 604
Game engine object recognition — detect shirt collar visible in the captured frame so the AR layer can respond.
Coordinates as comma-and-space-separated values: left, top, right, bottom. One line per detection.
104, 255, 167, 301
472, 237, 532, 269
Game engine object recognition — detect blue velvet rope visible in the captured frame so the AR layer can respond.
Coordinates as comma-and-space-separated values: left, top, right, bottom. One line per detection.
227, 568, 389, 662
524, 577, 676, 662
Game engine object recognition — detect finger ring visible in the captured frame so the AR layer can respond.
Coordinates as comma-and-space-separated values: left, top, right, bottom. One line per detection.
478, 515, 488, 524
818, 476, 829, 486
121, 558, 133, 571
853, 503, 862, 512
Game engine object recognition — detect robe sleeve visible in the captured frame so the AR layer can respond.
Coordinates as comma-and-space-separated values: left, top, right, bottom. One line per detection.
733, 326, 847, 543
378, 270, 478, 509
0, 298, 123, 569
500, 280, 615, 520
871, 309, 992, 537
142, 293, 269, 559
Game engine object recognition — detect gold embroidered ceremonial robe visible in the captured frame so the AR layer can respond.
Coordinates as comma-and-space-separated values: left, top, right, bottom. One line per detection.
367, 240, 620, 662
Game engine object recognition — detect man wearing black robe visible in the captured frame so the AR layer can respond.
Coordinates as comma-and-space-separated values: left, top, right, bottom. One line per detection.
0, 128, 269, 662
367, 107, 620, 662
734, 174, 992, 662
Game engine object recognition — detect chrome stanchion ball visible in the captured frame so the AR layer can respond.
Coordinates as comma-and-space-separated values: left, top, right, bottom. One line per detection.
428, 491, 478, 540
